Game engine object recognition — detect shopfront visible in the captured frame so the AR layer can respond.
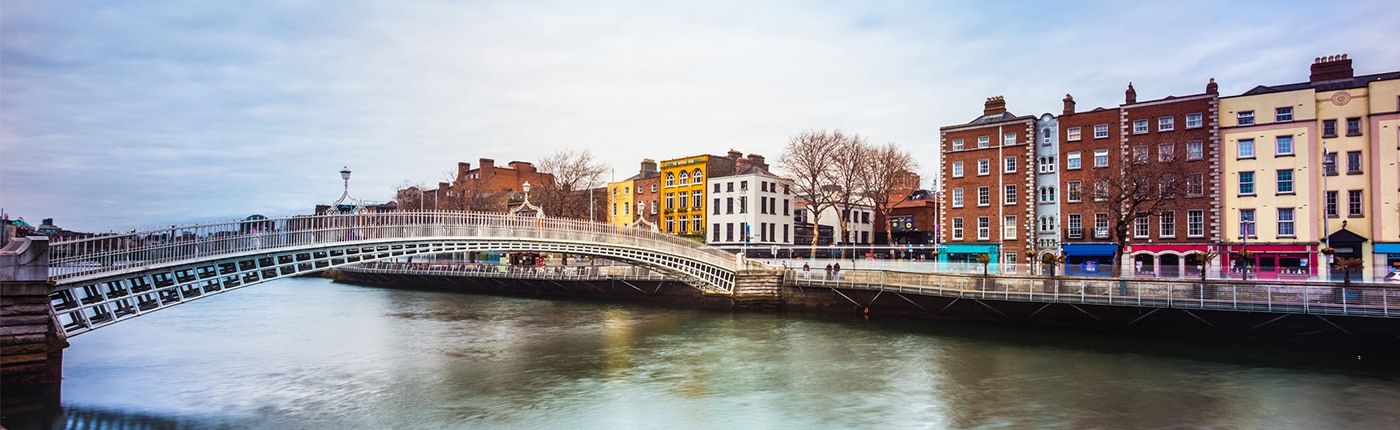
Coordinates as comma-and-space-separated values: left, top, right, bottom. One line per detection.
938, 244, 1000, 274
1222, 244, 1315, 280
1062, 243, 1116, 277
1125, 244, 1211, 278
1374, 243, 1400, 280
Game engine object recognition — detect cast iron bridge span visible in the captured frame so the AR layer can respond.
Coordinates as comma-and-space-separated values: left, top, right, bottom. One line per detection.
46, 212, 749, 337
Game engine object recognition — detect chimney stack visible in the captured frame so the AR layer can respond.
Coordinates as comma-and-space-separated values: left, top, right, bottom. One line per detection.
640, 158, 658, 174
1125, 82, 1137, 104
1206, 78, 1218, 95
1062, 94, 1076, 115
748, 154, 767, 170
983, 96, 1007, 116
1310, 54, 1354, 83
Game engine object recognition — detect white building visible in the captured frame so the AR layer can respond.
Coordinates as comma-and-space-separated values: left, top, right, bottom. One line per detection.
793, 197, 877, 247
706, 165, 795, 249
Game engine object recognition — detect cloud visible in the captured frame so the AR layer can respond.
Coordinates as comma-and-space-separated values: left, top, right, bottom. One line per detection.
2, 0, 1398, 232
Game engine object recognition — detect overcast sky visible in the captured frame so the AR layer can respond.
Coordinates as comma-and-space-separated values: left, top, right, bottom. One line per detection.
3, 1, 1397, 232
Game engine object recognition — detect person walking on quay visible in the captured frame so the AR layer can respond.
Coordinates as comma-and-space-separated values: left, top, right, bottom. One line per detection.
802, 262, 810, 279
825, 263, 834, 280
833, 263, 841, 280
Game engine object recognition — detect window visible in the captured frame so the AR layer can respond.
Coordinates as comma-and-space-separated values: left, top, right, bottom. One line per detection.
1346, 117, 1361, 136
1348, 190, 1363, 216
1239, 171, 1255, 195
693, 193, 702, 209
952, 188, 964, 207
1039, 216, 1056, 232
1042, 128, 1052, 145
1276, 169, 1293, 194
1275, 107, 1293, 122
1323, 119, 1337, 137
1067, 152, 1082, 169
1004, 216, 1017, 240
650, 200, 657, 213
1326, 191, 1338, 217
1004, 185, 1017, 205
693, 217, 702, 232
678, 191, 688, 208
1347, 151, 1361, 174
952, 218, 964, 240
1093, 180, 1108, 201
1275, 135, 1293, 156
678, 171, 689, 185
678, 215, 688, 232
740, 180, 748, 191
739, 196, 747, 213
726, 197, 733, 214
977, 217, 990, 240
978, 159, 990, 175
612, 203, 617, 216
1186, 140, 1203, 160
952, 138, 964, 150
952, 161, 964, 177
1134, 214, 1150, 238
1277, 208, 1295, 237
1038, 186, 1056, 203
713, 199, 720, 215
1187, 210, 1204, 237
1067, 181, 1082, 202
666, 217, 675, 233
978, 135, 989, 148
1238, 138, 1254, 158
1239, 209, 1256, 238
1004, 156, 1017, 173
1158, 143, 1175, 162
1187, 173, 1204, 196
1133, 119, 1149, 134
1158, 116, 1174, 131
1094, 213, 1109, 238
665, 172, 675, 187
1067, 127, 1082, 141
1039, 156, 1056, 173
1186, 113, 1202, 129
713, 183, 720, 193
1324, 152, 1338, 175
1159, 211, 1176, 238
1004, 133, 1017, 146
1093, 124, 1109, 139
726, 223, 734, 241
1068, 214, 1082, 238
1132, 145, 1149, 163
1093, 149, 1109, 167
712, 224, 720, 242
665, 193, 675, 209
693, 169, 703, 183
1237, 111, 1254, 126
978, 186, 990, 206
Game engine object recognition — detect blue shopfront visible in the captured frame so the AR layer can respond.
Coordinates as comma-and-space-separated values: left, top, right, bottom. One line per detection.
937, 244, 1000, 273
1063, 243, 1117, 277
1376, 243, 1400, 278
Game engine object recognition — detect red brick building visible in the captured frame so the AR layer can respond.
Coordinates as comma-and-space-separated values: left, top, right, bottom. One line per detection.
939, 96, 1037, 272
1057, 95, 1123, 275
434, 158, 555, 213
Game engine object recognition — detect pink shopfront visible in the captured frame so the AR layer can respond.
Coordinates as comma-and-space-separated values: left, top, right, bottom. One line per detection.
1127, 244, 1214, 279
1220, 244, 1317, 280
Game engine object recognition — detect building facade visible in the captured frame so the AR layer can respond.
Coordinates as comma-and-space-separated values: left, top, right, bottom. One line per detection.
939, 96, 1037, 273
1034, 112, 1061, 270
1056, 96, 1122, 275
706, 165, 794, 252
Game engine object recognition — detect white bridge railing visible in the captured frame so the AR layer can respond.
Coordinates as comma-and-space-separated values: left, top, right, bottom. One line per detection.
49, 211, 742, 282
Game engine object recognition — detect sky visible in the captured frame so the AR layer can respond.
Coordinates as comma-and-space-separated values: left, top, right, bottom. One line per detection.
3, 0, 1398, 233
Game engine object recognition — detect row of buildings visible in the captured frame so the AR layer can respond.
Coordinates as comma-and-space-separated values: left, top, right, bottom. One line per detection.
940, 55, 1399, 281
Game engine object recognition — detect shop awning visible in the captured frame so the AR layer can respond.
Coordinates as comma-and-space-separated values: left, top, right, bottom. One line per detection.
1063, 243, 1117, 256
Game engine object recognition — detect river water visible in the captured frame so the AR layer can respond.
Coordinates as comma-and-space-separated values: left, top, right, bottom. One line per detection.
44, 277, 1400, 429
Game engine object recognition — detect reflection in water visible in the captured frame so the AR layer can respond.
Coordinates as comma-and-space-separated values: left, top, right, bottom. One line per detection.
33, 277, 1400, 429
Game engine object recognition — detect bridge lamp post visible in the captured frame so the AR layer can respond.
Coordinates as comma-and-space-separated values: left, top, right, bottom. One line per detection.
331, 166, 364, 214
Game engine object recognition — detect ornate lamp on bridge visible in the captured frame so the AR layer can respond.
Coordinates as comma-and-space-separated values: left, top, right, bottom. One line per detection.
509, 181, 545, 219
328, 166, 367, 215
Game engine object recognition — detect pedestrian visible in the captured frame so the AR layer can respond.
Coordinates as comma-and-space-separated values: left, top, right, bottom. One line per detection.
825, 263, 833, 280
802, 262, 810, 278
833, 262, 841, 280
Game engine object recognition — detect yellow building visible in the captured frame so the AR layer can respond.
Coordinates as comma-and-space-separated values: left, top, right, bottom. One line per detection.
1222, 55, 1400, 281
607, 159, 661, 228
658, 152, 751, 236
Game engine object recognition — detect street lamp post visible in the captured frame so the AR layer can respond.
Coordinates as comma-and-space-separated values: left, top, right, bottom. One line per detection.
330, 166, 364, 214
1320, 144, 1332, 282
1241, 218, 1253, 281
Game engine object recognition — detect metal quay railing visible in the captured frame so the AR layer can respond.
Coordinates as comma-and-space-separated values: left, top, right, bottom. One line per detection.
48, 211, 742, 282
791, 269, 1397, 318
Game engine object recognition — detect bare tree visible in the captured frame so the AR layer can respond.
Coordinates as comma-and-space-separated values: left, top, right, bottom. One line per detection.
859, 142, 919, 246
1083, 152, 1188, 277
535, 149, 609, 220
828, 134, 872, 256
392, 181, 428, 211
779, 130, 846, 255
436, 168, 508, 213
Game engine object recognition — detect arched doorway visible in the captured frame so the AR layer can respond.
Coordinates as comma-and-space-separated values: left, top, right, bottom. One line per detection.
1134, 254, 1155, 276
1160, 254, 1180, 278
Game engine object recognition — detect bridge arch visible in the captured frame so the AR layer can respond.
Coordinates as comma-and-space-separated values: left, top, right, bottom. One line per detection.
47, 212, 745, 336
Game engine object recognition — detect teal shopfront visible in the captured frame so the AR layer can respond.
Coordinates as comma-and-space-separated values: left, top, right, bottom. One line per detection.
1376, 243, 1400, 278
937, 244, 1000, 273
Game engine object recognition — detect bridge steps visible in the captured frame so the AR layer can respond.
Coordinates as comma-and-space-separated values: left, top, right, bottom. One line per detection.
731, 270, 784, 310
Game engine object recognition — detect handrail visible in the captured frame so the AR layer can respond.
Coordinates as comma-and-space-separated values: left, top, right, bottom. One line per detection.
48, 211, 740, 281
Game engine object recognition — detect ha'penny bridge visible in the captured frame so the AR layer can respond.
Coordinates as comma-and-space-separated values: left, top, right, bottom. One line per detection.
3, 211, 1399, 388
